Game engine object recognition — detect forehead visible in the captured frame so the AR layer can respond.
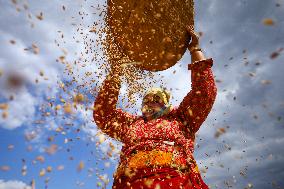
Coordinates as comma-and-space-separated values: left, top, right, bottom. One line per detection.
143, 94, 161, 101
144, 94, 152, 99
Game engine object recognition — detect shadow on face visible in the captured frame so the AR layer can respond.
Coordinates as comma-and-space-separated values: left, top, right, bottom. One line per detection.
141, 94, 165, 120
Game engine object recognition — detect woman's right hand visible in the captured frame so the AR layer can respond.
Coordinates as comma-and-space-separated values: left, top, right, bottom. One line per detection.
110, 59, 125, 76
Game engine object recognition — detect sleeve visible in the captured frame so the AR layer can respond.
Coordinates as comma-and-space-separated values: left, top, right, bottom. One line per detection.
93, 72, 135, 142
175, 58, 217, 134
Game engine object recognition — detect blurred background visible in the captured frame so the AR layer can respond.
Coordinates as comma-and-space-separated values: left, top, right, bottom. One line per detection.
0, 0, 284, 188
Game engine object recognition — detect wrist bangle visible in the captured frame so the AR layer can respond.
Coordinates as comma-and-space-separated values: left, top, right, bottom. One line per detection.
190, 47, 202, 54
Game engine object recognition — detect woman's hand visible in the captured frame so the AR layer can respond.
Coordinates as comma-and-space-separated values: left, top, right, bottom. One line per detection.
187, 25, 200, 52
110, 58, 142, 76
186, 25, 205, 63
109, 58, 126, 76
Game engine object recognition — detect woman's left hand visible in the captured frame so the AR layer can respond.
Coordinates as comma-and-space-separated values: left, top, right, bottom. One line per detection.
187, 25, 200, 52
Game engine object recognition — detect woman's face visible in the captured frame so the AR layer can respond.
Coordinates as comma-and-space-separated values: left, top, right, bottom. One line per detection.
141, 94, 165, 120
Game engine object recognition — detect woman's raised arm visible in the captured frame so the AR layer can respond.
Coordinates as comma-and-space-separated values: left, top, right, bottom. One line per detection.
93, 64, 135, 141
175, 26, 217, 134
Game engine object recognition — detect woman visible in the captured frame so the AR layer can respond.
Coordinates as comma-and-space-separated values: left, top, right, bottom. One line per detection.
94, 27, 217, 189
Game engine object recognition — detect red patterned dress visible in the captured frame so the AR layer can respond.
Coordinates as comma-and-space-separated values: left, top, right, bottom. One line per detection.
94, 59, 217, 189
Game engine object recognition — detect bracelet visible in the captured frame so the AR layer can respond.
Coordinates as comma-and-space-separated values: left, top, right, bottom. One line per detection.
189, 47, 202, 54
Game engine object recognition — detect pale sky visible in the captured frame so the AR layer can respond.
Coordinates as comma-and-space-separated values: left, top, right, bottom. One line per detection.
0, 0, 284, 189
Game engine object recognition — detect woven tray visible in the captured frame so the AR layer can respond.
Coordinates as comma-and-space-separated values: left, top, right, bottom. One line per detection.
107, 0, 194, 71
